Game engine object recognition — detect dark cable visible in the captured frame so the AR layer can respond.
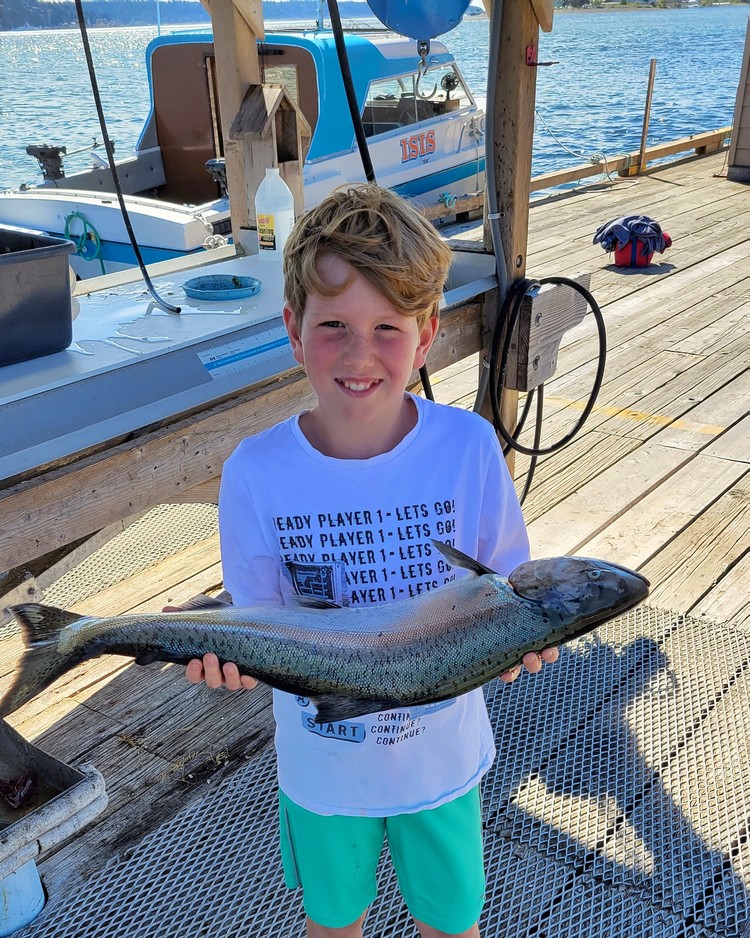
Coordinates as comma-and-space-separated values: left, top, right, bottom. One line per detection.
327, 0, 376, 184
327, 0, 435, 400
518, 386, 544, 504
73, 0, 181, 313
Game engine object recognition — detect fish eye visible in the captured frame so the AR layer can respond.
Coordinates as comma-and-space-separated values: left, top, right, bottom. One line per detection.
587, 570, 602, 580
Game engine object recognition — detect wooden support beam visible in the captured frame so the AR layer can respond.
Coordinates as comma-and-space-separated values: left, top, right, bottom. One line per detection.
728, 17, 750, 180
200, 0, 264, 37
207, 0, 262, 245
529, 0, 554, 32
480, 0, 541, 473
229, 83, 311, 222
207, 0, 307, 251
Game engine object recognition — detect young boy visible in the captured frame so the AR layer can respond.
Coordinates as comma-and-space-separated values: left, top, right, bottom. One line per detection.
184, 184, 558, 938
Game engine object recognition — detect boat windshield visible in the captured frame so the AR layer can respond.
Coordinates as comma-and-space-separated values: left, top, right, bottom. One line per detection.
361, 65, 473, 138
263, 64, 300, 108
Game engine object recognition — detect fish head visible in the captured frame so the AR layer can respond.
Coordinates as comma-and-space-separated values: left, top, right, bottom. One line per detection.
508, 557, 650, 629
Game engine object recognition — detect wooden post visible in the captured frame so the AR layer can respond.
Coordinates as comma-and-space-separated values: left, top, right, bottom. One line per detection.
480, 0, 545, 475
201, 0, 263, 246
201, 0, 307, 248
728, 18, 750, 182
638, 59, 657, 174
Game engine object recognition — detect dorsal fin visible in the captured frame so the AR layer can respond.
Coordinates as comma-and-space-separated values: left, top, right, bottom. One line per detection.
430, 540, 496, 576
167, 593, 232, 611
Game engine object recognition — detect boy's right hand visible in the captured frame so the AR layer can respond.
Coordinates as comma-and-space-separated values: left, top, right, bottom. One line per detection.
162, 603, 258, 692
185, 653, 258, 691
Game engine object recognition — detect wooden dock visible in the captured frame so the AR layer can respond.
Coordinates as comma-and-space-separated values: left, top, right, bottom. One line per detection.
1, 149, 748, 936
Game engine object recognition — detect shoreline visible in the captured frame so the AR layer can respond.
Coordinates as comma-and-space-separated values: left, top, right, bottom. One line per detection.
554, 1, 749, 10
3, 2, 750, 32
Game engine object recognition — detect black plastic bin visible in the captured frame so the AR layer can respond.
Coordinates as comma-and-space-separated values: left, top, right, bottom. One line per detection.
0, 225, 75, 367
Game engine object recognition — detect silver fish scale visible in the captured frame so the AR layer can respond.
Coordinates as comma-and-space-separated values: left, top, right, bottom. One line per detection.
15, 605, 750, 938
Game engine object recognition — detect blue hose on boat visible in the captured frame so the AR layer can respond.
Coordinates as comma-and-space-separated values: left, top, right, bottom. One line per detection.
64, 211, 106, 276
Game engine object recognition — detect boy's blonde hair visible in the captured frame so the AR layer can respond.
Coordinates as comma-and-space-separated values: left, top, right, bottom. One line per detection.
283, 184, 453, 327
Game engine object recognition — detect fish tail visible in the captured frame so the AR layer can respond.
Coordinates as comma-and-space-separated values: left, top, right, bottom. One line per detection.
0, 604, 86, 717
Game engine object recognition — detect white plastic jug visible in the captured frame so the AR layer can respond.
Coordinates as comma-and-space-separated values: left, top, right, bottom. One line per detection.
254, 167, 295, 261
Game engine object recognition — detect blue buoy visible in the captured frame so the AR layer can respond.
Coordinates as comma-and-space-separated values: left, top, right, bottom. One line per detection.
0, 860, 45, 936
363, 0, 473, 39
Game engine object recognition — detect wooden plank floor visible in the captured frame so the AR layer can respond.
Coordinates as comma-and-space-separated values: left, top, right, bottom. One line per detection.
436, 151, 749, 630
1, 150, 748, 933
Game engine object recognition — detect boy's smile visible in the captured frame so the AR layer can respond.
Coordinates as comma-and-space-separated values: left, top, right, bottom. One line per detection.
283, 253, 438, 459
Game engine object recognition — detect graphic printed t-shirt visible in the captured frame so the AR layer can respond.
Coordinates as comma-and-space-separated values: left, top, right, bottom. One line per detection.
219, 395, 529, 816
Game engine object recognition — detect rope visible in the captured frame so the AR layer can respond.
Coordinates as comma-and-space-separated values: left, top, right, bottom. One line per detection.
535, 107, 616, 182
64, 210, 106, 275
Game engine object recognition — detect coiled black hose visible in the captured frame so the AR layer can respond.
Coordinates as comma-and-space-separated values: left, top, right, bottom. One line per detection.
488, 275, 608, 502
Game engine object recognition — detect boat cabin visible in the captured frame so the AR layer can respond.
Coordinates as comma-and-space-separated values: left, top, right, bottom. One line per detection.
38, 30, 483, 210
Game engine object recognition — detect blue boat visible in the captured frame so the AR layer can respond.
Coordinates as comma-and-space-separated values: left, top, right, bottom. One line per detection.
0, 29, 485, 278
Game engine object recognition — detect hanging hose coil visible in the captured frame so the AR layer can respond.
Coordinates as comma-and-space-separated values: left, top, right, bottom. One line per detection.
64, 210, 106, 275
487, 275, 608, 502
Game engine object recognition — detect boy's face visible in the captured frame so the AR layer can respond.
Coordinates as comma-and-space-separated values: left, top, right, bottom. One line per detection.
283, 254, 438, 446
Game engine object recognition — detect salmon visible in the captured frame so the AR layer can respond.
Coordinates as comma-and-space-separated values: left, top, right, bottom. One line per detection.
1, 541, 649, 723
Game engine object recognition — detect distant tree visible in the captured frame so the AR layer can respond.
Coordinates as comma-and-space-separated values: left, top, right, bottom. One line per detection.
1, 0, 376, 31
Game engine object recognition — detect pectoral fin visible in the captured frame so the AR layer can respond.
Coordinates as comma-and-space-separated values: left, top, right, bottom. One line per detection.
311, 693, 401, 724
293, 596, 343, 610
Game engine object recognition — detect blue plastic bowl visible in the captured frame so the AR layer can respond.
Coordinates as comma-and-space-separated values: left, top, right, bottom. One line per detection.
183, 274, 262, 301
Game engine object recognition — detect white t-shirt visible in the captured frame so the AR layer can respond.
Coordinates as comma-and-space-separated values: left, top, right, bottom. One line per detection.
219, 394, 529, 816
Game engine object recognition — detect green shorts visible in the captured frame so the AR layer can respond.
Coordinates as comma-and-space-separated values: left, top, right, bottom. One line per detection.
278, 786, 485, 933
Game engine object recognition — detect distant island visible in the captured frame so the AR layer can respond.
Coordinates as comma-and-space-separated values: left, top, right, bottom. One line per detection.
1, 1, 376, 32
2, 0, 745, 30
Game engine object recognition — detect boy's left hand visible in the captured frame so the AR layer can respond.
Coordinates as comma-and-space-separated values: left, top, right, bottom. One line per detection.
500, 647, 559, 684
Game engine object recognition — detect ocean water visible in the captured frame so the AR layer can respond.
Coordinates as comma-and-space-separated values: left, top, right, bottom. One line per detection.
0, 6, 746, 191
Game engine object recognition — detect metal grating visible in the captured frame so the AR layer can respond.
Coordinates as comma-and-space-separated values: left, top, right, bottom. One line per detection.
0, 504, 219, 641
46, 504, 219, 607
0, 504, 221, 650
17, 605, 750, 938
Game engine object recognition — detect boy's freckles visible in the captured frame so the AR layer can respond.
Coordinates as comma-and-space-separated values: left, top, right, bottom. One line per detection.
281, 254, 438, 458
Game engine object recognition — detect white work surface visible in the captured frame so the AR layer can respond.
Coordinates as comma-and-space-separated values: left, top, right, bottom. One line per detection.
0, 254, 295, 481
0, 247, 496, 484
